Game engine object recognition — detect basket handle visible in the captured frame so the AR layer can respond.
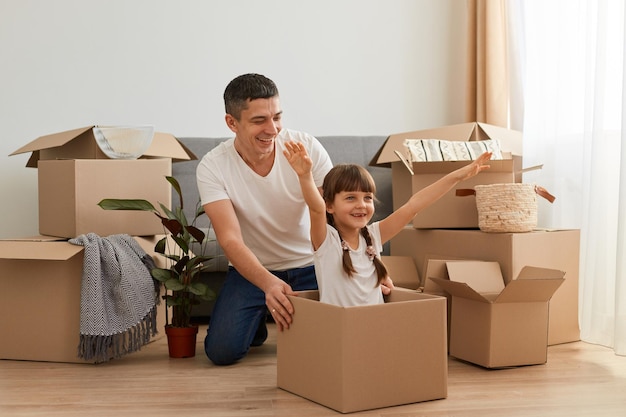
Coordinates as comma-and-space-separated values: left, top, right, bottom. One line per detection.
535, 185, 556, 203
455, 189, 476, 197
455, 185, 556, 203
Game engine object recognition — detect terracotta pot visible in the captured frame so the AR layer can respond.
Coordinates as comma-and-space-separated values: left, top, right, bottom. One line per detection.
165, 325, 199, 358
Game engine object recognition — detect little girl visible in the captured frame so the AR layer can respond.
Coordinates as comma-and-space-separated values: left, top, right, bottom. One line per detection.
283, 141, 492, 307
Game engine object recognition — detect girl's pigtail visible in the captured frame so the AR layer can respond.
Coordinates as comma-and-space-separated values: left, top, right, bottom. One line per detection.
339, 236, 356, 277
361, 227, 388, 286
330, 216, 356, 277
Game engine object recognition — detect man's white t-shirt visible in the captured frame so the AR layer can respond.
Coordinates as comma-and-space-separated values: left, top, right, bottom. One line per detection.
315, 222, 385, 307
196, 129, 332, 271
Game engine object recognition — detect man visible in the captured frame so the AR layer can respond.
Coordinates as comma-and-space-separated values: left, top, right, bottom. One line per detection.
196, 73, 333, 365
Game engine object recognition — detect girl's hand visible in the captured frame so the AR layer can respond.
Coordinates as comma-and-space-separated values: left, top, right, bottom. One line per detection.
459, 151, 493, 181
283, 141, 313, 176
380, 276, 394, 295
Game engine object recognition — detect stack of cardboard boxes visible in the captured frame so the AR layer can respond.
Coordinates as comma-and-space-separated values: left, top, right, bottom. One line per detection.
277, 122, 580, 413
0, 126, 196, 363
371, 122, 580, 365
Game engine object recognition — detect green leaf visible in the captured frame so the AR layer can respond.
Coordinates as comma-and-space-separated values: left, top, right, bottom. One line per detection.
154, 236, 168, 255
186, 225, 205, 244
188, 281, 209, 296
162, 217, 183, 236
189, 282, 216, 301
151, 268, 173, 283
98, 199, 156, 212
164, 278, 185, 292
172, 235, 189, 253
159, 203, 177, 221
174, 256, 190, 275
166, 176, 184, 209
165, 296, 182, 307
194, 205, 206, 221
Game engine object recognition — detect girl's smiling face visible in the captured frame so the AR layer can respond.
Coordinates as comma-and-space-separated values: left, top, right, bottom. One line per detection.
327, 190, 375, 231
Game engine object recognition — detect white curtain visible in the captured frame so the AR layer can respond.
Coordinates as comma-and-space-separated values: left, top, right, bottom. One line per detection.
508, 0, 626, 355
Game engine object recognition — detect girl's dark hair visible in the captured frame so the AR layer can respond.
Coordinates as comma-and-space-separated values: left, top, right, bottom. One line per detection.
322, 164, 388, 286
223, 73, 279, 120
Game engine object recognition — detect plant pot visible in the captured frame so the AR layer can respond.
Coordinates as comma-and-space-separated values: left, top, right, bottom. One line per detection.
165, 325, 199, 358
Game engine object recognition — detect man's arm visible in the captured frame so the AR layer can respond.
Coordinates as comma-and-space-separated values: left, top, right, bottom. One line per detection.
203, 199, 296, 330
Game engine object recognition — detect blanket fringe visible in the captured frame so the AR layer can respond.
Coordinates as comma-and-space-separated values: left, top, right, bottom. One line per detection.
77, 304, 158, 363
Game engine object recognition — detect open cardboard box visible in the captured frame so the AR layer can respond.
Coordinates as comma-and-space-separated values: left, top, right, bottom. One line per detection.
277, 287, 447, 414
423, 257, 470, 349
369, 122, 523, 228
390, 227, 580, 345
0, 235, 167, 363
10, 126, 197, 238
10, 125, 196, 166
430, 261, 564, 368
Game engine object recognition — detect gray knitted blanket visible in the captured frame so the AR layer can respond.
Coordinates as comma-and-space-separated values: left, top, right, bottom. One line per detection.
69, 233, 159, 363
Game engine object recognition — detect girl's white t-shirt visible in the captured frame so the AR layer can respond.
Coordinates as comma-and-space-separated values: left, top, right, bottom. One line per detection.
196, 129, 332, 271
315, 222, 384, 307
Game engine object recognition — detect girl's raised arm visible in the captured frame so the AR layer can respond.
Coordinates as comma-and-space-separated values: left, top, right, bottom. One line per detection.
283, 141, 328, 250
379, 151, 492, 243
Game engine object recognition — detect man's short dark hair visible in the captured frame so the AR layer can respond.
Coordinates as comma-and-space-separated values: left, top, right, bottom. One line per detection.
224, 73, 279, 120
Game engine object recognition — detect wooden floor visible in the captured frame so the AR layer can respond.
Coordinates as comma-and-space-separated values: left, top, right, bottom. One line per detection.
1, 324, 626, 417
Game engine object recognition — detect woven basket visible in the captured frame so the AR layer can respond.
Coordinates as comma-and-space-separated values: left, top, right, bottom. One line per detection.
474, 183, 538, 233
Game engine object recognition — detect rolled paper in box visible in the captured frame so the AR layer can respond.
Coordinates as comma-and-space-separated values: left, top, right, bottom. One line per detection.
456, 184, 555, 233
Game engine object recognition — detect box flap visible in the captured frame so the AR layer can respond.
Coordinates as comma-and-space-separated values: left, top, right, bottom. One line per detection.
294, 290, 321, 301
445, 261, 505, 294
10, 126, 93, 156
143, 132, 197, 161
370, 122, 523, 167
1, 235, 67, 242
495, 266, 565, 303
495, 278, 565, 303
477, 122, 523, 157
429, 277, 488, 302
517, 265, 566, 280
385, 286, 431, 302
10, 126, 197, 166
0, 240, 83, 261
370, 122, 477, 167
424, 257, 468, 292
380, 255, 420, 289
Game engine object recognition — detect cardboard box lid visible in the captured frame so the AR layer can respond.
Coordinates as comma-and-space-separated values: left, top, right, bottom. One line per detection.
0, 237, 82, 261
369, 122, 523, 167
423, 256, 470, 292
10, 126, 197, 167
431, 262, 565, 304
445, 261, 505, 294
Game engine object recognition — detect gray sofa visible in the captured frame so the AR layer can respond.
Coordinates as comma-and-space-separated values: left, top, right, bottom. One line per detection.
173, 135, 393, 320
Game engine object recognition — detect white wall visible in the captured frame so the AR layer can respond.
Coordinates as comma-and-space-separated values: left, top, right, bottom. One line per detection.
0, 0, 467, 238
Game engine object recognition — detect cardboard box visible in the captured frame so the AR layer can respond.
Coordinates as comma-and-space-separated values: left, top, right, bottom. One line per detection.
390, 227, 580, 345
369, 122, 523, 228
10, 125, 196, 166
424, 257, 476, 348
431, 262, 564, 368
0, 235, 166, 363
37, 159, 172, 238
277, 288, 447, 414
10, 126, 198, 239
381, 255, 421, 289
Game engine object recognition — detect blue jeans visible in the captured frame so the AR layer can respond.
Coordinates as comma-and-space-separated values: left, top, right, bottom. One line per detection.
204, 265, 317, 366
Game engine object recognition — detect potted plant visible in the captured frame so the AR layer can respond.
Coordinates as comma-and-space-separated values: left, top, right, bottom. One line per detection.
98, 176, 216, 358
